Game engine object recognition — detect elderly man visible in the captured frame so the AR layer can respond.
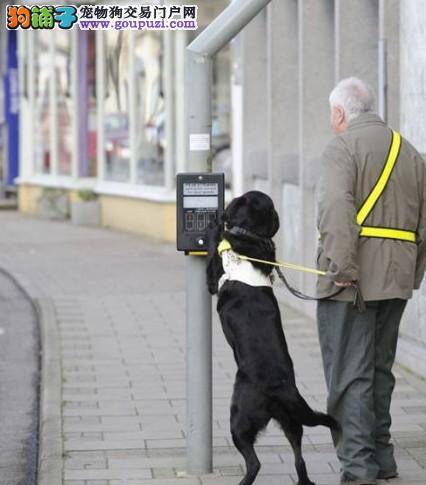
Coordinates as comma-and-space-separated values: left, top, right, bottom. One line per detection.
316, 77, 426, 485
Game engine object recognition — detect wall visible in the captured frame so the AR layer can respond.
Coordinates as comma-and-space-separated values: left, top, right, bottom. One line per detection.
101, 195, 176, 243
18, 183, 176, 243
240, 1, 426, 383
396, 0, 426, 376
246, 0, 380, 317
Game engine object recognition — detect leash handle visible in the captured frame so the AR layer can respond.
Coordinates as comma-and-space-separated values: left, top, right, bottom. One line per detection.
352, 281, 366, 312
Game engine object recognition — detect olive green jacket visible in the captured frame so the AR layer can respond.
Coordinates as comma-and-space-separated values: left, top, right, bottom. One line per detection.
316, 113, 426, 301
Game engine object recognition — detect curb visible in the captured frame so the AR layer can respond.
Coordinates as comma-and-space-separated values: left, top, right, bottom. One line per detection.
0, 268, 63, 485
35, 298, 63, 485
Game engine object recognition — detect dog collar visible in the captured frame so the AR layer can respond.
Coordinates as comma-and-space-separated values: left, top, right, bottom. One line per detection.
225, 226, 274, 253
226, 225, 265, 241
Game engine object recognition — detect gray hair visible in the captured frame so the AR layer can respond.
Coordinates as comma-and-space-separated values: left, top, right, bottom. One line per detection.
329, 77, 375, 121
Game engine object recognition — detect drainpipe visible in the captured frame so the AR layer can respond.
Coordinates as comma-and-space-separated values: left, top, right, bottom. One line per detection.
378, 0, 387, 121
184, 0, 273, 475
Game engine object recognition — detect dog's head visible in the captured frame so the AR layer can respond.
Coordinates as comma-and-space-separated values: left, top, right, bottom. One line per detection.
206, 191, 280, 294
223, 191, 280, 238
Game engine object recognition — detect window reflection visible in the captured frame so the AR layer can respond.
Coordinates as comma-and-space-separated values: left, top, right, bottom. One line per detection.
104, 31, 130, 182
134, 32, 164, 186
87, 31, 97, 177
212, 45, 231, 188
55, 31, 72, 175
34, 31, 52, 174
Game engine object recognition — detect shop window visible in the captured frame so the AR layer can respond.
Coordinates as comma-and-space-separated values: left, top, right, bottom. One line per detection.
87, 31, 97, 177
34, 31, 52, 175
134, 31, 165, 186
104, 31, 130, 182
77, 30, 97, 178
55, 31, 72, 176
211, 45, 231, 188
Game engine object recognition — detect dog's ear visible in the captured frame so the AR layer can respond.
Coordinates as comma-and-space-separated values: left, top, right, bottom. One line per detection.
268, 208, 280, 237
244, 191, 280, 238
223, 195, 248, 226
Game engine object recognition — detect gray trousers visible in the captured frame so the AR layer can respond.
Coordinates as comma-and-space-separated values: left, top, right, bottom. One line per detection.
317, 298, 407, 481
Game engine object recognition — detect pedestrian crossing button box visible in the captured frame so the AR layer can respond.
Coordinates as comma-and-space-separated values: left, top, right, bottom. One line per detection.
176, 173, 225, 253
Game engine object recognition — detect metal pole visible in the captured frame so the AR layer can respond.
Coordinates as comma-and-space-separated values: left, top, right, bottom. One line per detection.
185, 49, 213, 475
188, 0, 274, 57
185, 255, 213, 474
184, 0, 273, 475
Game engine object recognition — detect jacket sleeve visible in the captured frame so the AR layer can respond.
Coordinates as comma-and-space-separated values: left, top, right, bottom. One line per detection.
316, 136, 360, 282
415, 154, 426, 289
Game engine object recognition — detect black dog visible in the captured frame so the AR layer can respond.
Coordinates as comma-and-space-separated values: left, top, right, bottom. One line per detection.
206, 191, 339, 485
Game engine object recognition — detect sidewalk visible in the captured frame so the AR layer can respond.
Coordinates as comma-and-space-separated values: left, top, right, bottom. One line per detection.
0, 212, 426, 485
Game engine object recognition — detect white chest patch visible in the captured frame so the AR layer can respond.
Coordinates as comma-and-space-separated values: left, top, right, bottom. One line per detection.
218, 249, 272, 291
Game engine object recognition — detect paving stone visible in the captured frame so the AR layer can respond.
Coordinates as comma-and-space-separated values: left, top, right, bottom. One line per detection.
216, 465, 244, 476
109, 480, 200, 485
109, 456, 186, 468
64, 440, 147, 451
64, 456, 107, 470
152, 467, 177, 478
145, 439, 187, 449
103, 431, 183, 441
65, 468, 152, 479
64, 423, 140, 433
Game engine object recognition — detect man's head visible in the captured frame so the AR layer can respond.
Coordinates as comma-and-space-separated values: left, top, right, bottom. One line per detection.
329, 77, 376, 135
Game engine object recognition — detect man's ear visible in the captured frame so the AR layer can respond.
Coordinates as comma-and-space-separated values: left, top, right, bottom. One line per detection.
336, 105, 346, 124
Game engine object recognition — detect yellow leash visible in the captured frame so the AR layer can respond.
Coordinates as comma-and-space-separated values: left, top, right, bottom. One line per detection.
237, 254, 326, 276
216, 239, 326, 276
188, 251, 325, 276
214, 238, 365, 309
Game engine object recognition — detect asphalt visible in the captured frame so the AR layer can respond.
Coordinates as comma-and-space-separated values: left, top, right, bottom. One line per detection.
0, 269, 40, 485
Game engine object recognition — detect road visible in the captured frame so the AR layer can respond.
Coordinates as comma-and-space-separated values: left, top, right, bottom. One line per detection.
0, 270, 40, 485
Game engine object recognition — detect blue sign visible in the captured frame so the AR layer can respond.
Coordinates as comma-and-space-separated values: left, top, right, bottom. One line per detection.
4, 31, 20, 185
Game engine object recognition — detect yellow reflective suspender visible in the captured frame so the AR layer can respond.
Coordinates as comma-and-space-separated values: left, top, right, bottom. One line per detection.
356, 130, 417, 243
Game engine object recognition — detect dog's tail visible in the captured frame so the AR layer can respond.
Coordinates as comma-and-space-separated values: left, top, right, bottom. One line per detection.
281, 389, 340, 431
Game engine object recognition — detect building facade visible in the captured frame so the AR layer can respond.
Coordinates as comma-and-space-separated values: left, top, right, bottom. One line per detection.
12, 1, 426, 376
16, 0, 230, 239
230, 0, 426, 377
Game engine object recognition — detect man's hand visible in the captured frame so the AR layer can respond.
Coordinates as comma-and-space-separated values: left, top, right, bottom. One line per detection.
334, 281, 354, 287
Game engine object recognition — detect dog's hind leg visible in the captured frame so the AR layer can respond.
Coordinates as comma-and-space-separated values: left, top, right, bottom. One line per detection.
230, 399, 269, 485
231, 429, 260, 485
280, 420, 315, 485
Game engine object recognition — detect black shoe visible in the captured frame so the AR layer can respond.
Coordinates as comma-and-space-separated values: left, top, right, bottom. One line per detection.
340, 479, 377, 485
340, 473, 377, 485
377, 470, 398, 479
